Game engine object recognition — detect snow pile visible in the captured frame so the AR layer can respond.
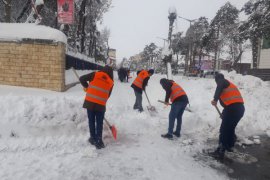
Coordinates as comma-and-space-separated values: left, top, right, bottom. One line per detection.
0, 70, 269, 179
222, 71, 270, 136
0, 23, 67, 44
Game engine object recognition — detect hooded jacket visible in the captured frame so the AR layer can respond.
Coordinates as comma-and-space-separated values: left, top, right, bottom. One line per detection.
213, 73, 243, 107
79, 66, 114, 112
160, 78, 189, 104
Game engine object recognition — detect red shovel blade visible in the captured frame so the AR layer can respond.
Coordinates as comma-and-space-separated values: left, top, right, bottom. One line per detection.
110, 125, 117, 140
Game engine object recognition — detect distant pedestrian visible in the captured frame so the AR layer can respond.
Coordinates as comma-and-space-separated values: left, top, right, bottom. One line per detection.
126, 69, 130, 82
79, 65, 114, 149
131, 69, 154, 112
209, 73, 245, 160
160, 78, 189, 139
118, 67, 128, 83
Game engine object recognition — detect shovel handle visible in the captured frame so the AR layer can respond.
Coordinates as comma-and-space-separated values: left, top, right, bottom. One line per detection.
144, 90, 152, 106
71, 67, 80, 80
214, 105, 222, 118
104, 117, 111, 127
158, 100, 171, 106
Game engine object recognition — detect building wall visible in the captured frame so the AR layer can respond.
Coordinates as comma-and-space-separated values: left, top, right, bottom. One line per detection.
0, 40, 66, 92
108, 49, 116, 68
259, 49, 270, 69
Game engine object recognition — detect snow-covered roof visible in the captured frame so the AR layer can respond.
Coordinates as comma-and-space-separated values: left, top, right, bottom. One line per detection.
0, 23, 67, 44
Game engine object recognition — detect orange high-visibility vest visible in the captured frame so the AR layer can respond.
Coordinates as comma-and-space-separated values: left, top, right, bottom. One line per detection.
220, 81, 244, 106
85, 72, 114, 106
132, 70, 150, 89
170, 82, 187, 102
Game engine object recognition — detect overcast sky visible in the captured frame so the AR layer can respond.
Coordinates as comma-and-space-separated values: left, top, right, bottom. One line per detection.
100, 0, 248, 61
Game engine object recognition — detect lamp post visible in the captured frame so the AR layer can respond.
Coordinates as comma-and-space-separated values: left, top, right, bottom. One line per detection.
157, 36, 168, 48
166, 7, 177, 79
178, 16, 198, 75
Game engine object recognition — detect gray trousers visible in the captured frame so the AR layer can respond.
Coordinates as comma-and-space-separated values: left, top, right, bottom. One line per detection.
133, 89, 143, 111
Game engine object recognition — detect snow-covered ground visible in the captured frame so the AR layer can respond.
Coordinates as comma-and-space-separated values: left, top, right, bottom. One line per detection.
0, 70, 269, 180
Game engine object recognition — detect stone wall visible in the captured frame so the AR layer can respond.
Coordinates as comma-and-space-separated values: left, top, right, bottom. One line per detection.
0, 39, 66, 92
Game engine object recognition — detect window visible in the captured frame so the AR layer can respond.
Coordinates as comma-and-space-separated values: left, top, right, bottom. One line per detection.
262, 37, 270, 49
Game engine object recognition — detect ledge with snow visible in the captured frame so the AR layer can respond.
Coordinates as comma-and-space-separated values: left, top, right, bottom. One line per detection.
0, 23, 67, 92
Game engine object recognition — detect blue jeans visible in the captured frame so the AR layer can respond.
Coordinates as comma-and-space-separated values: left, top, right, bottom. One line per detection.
87, 109, 105, 140
168, 101, 187, 135
133, 90, 143, 111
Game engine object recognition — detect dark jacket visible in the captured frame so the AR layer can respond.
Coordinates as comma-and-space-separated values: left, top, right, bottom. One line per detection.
160, 79, 189, 104
214, 75, 243, 108
131, 70, 150, 94
79, 66, 114, 112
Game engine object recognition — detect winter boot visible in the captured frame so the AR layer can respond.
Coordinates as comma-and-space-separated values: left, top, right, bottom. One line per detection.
226, 147, 234, 152
88, 137, 96, 145
173, 131, 181, 138
208, 146, 225, 160
161, 133, 173, 140
95, 139, 105, 149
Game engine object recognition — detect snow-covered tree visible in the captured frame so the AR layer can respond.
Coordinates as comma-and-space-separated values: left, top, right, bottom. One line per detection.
141, 42, 159, 67
204, 2, 239, 71
239, 0, 270, 68
0, 0, 112, 61
185, 17, 209, 70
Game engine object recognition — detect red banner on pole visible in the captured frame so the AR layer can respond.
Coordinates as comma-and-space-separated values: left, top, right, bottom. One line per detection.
57, 0, 74, 24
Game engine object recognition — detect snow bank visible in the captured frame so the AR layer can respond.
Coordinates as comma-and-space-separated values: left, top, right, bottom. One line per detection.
0, 70, 269, 179
0, 23, 67, 44
222, 71, 270, 136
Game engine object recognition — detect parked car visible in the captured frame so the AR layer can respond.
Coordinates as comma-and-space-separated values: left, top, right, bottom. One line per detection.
203, 70, 219, 78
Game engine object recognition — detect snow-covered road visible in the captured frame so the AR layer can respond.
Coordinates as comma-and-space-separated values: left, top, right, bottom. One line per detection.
0, 70, 269, 180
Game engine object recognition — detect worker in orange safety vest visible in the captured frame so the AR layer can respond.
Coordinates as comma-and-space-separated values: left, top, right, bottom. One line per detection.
159, 78, 189, 139
209, 73, 245, 160
131, 69, 154, 112
79, 65, 114, 149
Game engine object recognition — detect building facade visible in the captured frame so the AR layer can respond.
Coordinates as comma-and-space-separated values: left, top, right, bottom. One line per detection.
108, 48, 117, 69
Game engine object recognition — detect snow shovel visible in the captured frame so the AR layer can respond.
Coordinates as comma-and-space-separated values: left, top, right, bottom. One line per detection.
214, 104, 223, 118
158, 100, 193, 112
71, 67, 117, 140
144, 90, 156, 112
104, 118, 117, 140
71, 67, 80, 80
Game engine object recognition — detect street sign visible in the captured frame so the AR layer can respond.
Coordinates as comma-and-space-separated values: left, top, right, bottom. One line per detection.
57, 0, 74, 24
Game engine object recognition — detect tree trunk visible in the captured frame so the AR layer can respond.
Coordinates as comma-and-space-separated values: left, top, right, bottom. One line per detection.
213, 27, 220, 72
5, 0, 12, 22
251, 38, 260, 69
232, 50, 243, 71
16, 0, 31, 22
77, 0, 87, 53
198, 47, 203, 70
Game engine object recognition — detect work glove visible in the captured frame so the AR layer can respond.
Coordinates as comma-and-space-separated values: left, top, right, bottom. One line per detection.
83, 88, 87, 92
163, 101, 169, 109
211, 100, 217, 106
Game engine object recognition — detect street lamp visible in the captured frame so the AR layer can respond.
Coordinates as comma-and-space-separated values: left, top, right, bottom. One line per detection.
178, 16, 198, 27
168, 7, 177, 47
156, 36, 168, 48
166, 7, 177, 79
